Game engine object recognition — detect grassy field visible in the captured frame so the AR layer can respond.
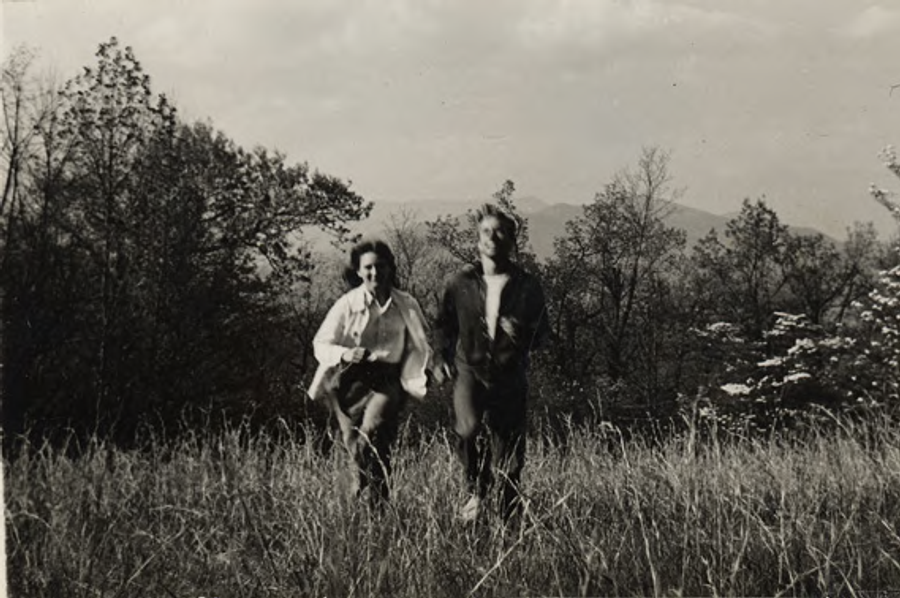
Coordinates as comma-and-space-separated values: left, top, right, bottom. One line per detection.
7, 414, 900, 597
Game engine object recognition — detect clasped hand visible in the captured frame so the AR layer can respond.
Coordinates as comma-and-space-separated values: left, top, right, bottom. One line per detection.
341, 347, 369, 364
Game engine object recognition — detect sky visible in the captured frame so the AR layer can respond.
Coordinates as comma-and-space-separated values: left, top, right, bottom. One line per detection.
3, 0, 900, 240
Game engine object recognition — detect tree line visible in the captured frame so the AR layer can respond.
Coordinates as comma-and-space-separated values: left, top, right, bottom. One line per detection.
2, 39, 898, 448
0, 40, 369, 448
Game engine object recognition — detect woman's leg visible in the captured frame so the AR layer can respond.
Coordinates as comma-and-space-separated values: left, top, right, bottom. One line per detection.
331, 390, 367, 498
358, 387, 405, 506
331, 365, 405, 506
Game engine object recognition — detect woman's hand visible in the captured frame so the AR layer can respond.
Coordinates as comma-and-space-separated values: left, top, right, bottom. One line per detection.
341, 347, 369, 364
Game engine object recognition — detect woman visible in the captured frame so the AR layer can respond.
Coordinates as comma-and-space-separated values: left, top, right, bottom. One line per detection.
307, 240, 432, 507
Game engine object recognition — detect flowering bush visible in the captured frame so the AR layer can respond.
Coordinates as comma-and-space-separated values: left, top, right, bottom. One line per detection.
696, 145, 900, 430
694, 301, 894, 431
849, 263, 900, 402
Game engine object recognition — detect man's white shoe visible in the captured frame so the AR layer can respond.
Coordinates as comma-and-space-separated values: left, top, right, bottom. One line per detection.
459, 495, 482, 522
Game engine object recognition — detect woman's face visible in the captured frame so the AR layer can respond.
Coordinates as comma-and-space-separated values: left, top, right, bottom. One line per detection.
356, 251, 392, 294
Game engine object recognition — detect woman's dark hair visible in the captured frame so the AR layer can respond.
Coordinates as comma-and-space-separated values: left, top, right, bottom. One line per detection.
343, 239, 400, 289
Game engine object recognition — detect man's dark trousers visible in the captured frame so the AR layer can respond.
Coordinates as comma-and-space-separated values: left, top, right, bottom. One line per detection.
453, 363, 527, 520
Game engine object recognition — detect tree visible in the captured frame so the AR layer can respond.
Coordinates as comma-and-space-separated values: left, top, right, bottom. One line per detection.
870, 145, 900, 224
545, 147, 687, 409
1, 38, 372, 446
781, 233, 846, 325
1, 46, 42, 225
382, 206, 438, 310
52, 38, 178, 426
691, 198, 791, 340
834, 222, 884, 321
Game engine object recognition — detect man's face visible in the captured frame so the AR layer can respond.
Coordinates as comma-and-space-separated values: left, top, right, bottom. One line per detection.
477, 215, 513, 261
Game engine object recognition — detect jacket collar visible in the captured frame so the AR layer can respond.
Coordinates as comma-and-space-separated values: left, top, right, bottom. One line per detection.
464, 261, 523, 282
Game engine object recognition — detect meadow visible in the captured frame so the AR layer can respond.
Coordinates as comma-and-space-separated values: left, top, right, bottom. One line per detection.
7, 413, 900, 597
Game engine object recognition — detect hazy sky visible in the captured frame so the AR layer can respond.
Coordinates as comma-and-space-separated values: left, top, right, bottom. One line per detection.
4, 0, 900, 239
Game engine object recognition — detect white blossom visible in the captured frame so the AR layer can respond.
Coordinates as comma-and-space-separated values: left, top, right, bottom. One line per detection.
757, 357, 784, 368
721, 383, 752, 396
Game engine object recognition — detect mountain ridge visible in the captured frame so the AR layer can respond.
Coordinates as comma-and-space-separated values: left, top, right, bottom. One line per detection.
304, 197, 837, 260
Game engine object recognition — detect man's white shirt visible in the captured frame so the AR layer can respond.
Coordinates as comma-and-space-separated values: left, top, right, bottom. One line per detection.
483, 273, 510, 340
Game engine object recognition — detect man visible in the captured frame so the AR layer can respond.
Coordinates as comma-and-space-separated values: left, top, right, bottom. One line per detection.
434, 204, 550, 522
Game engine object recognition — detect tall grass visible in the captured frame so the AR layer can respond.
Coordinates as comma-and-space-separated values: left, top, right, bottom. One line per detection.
7, 414, 900, 597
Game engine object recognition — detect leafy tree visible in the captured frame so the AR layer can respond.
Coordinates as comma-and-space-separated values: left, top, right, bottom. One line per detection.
686, 200, 884, 417
52, 38, 178, 424
691, 198, 790, 340
835, 222, 884, 321
870, 145, 900, 223
1, 46, 44, 224
781, 233, 846, 325
382, 206, 445, 313
544, 147, 687, 410
1, 38, 371, 446
778, 225, 883, 328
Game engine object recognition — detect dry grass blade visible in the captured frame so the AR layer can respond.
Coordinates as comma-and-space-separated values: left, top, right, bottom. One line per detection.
467, 491, 574, 597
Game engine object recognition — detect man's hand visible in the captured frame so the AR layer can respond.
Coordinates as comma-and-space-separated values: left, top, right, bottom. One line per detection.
341, 347, 369, 364
432, 361, 457, 385
499, 316, 519, 343
367, 349, 390, 362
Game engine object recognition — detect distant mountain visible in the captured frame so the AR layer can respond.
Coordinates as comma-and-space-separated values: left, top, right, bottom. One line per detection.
525, 202, 747, 258
307, 197, 834, 260
526, 203, 582, 258
513, 195, 554, 215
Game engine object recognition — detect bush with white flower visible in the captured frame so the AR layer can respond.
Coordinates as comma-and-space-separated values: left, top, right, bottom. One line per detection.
710, 146, 900, 423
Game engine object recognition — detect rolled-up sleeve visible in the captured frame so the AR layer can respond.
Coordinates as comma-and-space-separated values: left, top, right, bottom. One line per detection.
399, 294, 434, 399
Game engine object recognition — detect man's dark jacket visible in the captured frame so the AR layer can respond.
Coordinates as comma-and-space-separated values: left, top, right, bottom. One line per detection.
434, 263, 550, 376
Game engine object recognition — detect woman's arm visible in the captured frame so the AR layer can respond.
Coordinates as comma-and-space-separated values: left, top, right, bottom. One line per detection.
312, 296, 354, 367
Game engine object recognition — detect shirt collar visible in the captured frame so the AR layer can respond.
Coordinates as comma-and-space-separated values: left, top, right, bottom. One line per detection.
362, 287, 393, 310
470, 261, 522, 282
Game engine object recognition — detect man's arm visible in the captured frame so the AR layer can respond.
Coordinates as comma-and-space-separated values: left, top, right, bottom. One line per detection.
525, 277, 551, 352
433, 277, 459, 380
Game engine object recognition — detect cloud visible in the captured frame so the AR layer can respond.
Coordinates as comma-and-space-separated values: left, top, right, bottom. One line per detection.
840, 5, 900, 39
515, 0, 773, 49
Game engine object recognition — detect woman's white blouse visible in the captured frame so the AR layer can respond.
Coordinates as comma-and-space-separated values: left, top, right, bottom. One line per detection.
307, 286, 433, 401
358, 294, 406, 364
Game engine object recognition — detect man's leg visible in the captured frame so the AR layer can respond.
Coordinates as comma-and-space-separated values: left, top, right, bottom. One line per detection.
453, 367, 490, 519
487, 373, 528, 522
